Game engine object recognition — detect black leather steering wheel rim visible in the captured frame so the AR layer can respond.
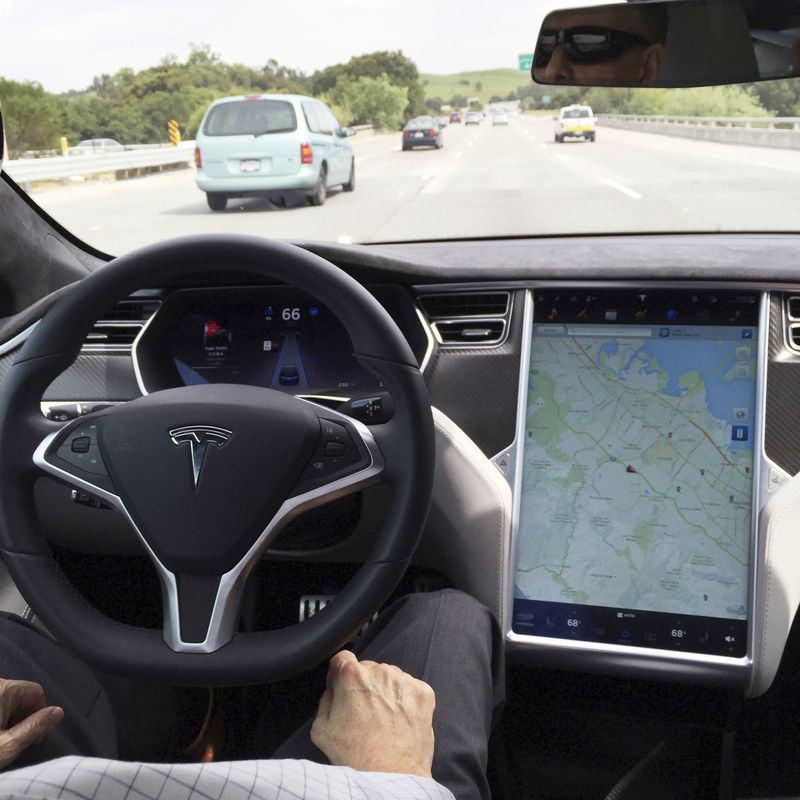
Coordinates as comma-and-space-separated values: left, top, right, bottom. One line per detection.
0, 235, 435, 685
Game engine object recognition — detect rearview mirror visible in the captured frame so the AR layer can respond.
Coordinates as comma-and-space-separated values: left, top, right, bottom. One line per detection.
532, 0, 800, 88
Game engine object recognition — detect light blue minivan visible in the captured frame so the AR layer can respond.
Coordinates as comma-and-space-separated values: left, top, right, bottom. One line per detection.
194, 94, 355, 211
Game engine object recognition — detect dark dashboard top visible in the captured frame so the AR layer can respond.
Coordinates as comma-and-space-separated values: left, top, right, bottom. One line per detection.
297, 233, 800, 286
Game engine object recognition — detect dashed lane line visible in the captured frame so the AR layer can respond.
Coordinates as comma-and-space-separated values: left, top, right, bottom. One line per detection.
604, 179, 642, 200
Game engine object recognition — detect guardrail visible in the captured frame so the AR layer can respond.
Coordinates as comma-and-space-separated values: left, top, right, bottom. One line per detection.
597, 115, 800, 149
5, 142, 196, 189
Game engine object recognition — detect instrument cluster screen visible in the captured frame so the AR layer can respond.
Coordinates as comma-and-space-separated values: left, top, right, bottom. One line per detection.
162, 288, 383, 394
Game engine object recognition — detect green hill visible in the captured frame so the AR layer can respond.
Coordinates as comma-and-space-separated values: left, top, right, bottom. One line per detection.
420, 68, 529, 105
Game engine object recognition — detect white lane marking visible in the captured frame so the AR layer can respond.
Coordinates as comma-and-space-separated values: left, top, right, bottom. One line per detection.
88, 225, 105, 231
392, 146, 401, 152
337, 235, 353, 244
556, 154, 570, 162
604, 179, 642, 200
421, 170, 439, 182
467, 141, 475, 148
539, 143, 547, 149
455, 151, 463, 159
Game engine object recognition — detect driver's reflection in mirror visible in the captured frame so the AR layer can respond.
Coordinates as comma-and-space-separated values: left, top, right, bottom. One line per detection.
534, 6, 668, 86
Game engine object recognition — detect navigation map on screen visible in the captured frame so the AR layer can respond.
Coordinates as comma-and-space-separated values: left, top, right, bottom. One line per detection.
512, 291, 759, 656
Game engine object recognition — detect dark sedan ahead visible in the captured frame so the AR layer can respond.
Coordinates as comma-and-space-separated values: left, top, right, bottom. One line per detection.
401, 116, 443, 150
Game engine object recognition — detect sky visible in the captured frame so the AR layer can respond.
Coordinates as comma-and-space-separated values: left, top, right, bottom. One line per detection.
0, 0, 560, 93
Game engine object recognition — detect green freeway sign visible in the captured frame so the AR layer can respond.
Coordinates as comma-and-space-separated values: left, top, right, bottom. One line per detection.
518, 53, 534, 71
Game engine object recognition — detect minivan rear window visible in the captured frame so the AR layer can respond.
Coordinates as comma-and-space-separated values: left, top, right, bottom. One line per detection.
202, 99, 297, 136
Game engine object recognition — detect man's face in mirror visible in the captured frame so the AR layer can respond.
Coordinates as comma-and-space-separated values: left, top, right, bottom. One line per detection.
533, 6, 667, 86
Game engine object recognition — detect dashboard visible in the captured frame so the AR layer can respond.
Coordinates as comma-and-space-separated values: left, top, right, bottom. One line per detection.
4, 230, 800, 698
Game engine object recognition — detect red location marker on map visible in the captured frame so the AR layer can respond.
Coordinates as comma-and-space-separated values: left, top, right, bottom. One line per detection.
626, 465, 637, 474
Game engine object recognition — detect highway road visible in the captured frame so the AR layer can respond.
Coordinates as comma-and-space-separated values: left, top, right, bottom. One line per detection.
26, 114, 800, 254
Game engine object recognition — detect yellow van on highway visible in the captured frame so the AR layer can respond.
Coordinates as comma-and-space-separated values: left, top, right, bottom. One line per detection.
554, 104, 596, 143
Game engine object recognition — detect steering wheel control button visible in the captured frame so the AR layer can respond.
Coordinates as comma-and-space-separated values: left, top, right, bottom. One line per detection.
299, 417, 370, 486
70, 436, 91, 454
45, 419, 114, 486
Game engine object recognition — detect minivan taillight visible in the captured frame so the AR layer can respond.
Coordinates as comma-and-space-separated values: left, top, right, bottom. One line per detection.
300, 143, 313, 164
194, 146, 202, 168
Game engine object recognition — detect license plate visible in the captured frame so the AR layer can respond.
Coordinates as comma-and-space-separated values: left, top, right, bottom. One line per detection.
414, 131, 424, 138
240, 159, 261, 173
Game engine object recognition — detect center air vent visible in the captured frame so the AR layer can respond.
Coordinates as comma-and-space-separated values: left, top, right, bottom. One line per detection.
418, 290, 511, 347
419, 292, 509, 318
83, 296, 162, 352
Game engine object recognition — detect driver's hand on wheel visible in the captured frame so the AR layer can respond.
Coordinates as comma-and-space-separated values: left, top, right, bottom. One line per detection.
0, 679, 63, 769
310, 650, 436, 778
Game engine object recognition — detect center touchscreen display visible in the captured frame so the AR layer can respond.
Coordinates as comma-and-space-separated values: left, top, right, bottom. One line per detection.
512, 290, 760, 658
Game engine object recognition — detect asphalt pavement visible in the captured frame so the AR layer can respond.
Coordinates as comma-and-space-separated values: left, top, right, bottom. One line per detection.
27, 115, 800, 255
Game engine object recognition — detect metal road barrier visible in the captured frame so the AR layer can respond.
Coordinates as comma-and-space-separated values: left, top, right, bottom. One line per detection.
597, 115, 800, 149
4, 142, 196, 190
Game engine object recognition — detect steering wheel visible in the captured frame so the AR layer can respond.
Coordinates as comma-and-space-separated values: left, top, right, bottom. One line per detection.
0, 235, 435, 685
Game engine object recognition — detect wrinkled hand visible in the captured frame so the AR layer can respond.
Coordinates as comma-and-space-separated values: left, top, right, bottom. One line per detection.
311, 651, 435, 778
0, 679, 63, 769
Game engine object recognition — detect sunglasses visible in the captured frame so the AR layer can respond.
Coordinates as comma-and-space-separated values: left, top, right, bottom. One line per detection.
534, 26, 653, 69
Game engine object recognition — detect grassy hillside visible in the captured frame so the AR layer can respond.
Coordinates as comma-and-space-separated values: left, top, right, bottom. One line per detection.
420, 68, 528, 104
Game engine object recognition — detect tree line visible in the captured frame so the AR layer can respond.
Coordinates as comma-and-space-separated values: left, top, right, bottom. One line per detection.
2, 44, 799, 158
0, 46, 427, 157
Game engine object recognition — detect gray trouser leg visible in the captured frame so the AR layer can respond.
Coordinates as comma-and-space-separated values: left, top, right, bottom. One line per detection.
0, 614, 117, 768
273, 589, 504, 800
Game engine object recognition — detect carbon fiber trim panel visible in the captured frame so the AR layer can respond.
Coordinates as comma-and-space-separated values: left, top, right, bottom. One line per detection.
769, 295, 783, 359
0, 352, 14, 393
425, 290, 523, 457
43, 354, 141, 401
765, 294, 800, 476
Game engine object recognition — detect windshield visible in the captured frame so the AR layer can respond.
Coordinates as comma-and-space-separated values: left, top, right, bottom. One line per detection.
2, 0, 800, 254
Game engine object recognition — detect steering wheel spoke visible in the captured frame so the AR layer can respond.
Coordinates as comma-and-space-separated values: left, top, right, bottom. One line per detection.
33, 412, 118, 497
289, 404, 385, 502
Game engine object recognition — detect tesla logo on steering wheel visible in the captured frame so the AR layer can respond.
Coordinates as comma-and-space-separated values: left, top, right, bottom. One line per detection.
168, 425, 232, 489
